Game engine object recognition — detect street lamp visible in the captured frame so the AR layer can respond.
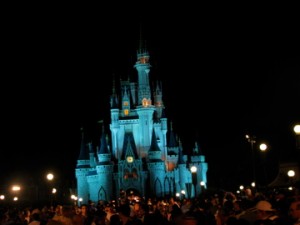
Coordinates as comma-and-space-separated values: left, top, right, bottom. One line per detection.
200, 181, 205, 193
46, 173, 54, 181
46, 173, 55, 206
71, 194, 78, 205
287, 169, 296, 189
287, 169, 295, 178
190, 166, 197, 197
245, 134, 256, 185
181, 190, 186, 199
79, 198, 83, 206
259, 142, 269, 184
294, 124, 300, 149
259, 143, 268, 152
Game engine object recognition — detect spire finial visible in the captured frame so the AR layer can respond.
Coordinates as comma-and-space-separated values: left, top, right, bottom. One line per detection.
139, 21, 143, 52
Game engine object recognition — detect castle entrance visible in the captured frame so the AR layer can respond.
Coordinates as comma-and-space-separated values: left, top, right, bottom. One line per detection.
126, 188, 141, 202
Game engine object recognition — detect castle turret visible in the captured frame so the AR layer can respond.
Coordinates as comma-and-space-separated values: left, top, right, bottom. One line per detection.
92, 126, 114, 201
134, 39, 151, 106
153, 81, 164, 119
176, 140, 190, 196
147, 129, 165, 197
75, 129, 90, 203
110, 77, 120, 160
190, 141, 208, 192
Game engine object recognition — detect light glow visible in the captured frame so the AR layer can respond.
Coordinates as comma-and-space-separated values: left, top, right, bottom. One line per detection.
287, 170, 295, 177
259, 143, 267, 151
294, 124, 300, 134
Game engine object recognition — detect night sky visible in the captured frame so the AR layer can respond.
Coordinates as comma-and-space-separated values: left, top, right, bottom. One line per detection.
1, 5, 299, 191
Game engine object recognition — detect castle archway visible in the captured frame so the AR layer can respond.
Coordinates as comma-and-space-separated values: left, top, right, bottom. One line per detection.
126, 188, 141, 201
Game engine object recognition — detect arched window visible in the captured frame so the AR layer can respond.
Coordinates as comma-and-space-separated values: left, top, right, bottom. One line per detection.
124, 169, 129, 179
132, 168, 138, 179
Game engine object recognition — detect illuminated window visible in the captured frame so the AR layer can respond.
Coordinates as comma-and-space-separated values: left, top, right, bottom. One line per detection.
124, 168, 138, 179
140, 58, 146, 64
142, 98, 148, 107
124, 109, 129, 116
123, 101, 129, 106
124, 170, 129, 179
132, 168, 138, 179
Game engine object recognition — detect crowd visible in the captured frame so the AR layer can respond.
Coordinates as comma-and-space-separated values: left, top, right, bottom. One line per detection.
0, 187, 300, 225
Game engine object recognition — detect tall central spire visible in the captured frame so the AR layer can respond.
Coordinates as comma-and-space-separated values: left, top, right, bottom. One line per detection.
134, 22, 151, 106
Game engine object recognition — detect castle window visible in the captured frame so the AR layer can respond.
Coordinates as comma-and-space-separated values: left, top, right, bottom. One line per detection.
123, 168, 138, 179
124, 109, 129, 116
132, 168, 138, 179
124, 169, 129, 179
140, 58, 146, 64
142, 98, 147, 107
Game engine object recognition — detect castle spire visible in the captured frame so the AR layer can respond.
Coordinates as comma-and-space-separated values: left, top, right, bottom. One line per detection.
177, 139, 185, 164
78, 128, 89, 160
99, 125, 109, 154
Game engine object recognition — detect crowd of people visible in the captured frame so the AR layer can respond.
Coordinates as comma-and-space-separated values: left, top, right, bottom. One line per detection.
0, 187, 300, 225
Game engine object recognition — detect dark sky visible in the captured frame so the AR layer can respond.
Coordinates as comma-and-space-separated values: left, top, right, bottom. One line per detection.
1, 5, 299, 190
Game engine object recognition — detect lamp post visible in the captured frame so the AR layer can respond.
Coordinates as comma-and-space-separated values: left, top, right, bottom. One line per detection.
71, 194, 78, 206
46, 173, 54, 206
181, 190, 186, 200
245, 134, 256, 186
287, 169, 296, 190
294, 124, 300, 149
200, 181, 205, 194
259, 142, 269, 185
190, 166, 197, 197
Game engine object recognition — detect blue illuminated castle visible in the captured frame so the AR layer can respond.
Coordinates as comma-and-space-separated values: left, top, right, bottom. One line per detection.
75, 42, 208, 203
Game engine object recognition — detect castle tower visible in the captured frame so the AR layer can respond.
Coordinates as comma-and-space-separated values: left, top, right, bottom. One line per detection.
75, 130, 91, 203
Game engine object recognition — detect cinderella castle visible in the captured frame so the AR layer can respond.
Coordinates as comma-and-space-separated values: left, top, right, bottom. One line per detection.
75, 38, 208, 203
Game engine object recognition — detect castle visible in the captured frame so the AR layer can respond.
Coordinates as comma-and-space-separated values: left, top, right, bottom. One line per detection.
75, 41, 208, 203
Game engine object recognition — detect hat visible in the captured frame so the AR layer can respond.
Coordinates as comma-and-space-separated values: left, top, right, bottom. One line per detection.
255, 200, 275, 211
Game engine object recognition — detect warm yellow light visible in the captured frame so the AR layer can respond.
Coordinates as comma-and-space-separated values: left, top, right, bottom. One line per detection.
294, 124, 300, 134
259, 143, 267, 151
47, 173, 54, 181
71, 194, 76, 199
287, 170, 295, 177
12, 185, 21, 191
190, 166, 197, 173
